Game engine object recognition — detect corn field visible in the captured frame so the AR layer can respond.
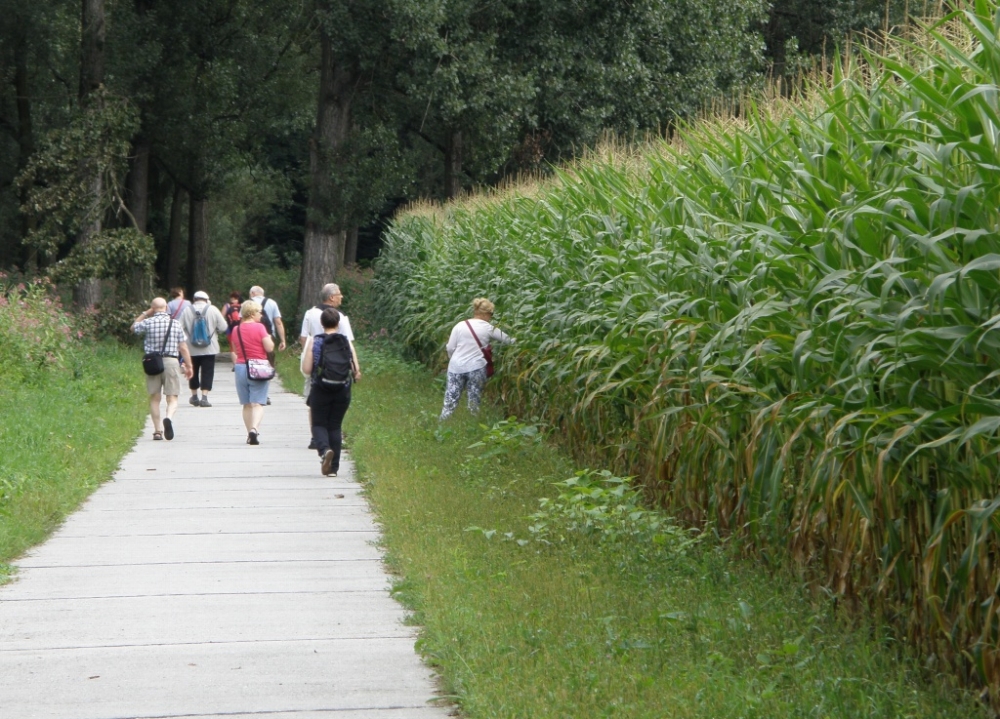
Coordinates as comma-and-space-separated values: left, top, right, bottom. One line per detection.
374, 1, 1000, 699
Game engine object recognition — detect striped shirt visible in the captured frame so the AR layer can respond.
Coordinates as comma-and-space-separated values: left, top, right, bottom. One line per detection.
134, 312, 188, 356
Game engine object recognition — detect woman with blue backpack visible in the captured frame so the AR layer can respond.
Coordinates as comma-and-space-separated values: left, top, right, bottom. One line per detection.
300, 308, 360, 477
179, 291, 228, 407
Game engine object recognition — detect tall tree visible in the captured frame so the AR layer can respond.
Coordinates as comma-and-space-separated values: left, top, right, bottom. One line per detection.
74, 0, 106, 308
300, 18, 354, 312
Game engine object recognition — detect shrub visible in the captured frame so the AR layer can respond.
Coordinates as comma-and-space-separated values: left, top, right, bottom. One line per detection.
0, 274, 81, 383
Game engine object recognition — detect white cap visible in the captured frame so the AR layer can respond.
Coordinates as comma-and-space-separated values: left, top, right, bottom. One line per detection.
193, 291, 209, 301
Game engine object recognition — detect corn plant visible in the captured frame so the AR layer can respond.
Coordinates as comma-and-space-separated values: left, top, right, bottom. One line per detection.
373, 0, 1000, 700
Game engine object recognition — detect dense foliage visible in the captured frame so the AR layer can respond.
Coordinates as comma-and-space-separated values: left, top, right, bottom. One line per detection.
0, 0, 905, 317
374, 1, 1000, 699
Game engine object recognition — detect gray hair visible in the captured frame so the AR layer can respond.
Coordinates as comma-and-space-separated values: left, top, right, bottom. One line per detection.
249, 285, 264, 298
321, 283, 341, 302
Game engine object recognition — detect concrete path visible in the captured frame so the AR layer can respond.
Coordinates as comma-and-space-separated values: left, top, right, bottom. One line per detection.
0, 361, 452, 719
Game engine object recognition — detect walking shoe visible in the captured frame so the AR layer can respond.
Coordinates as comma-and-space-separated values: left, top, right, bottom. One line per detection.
199, 397, 212, 407
247, 429, 259, 445
266, 397, 271, 405
153, 431, 163, 440
189, 394, 199, 406
321, 449, 335, 476
163, 418, 174, 441
308, 439, 318, 450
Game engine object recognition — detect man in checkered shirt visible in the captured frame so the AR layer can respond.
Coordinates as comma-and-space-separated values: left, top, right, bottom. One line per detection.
132, 297, 194, 441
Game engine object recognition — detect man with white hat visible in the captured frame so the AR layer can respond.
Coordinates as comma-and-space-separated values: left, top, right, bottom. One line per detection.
180, 290, 228, 407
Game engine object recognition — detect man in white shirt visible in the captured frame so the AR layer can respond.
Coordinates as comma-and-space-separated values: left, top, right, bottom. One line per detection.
299, 283, 360, 374
249, 285, 286, 351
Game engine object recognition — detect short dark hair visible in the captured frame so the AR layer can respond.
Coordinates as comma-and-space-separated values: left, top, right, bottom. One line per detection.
320, 307, 341, 329
169, 287, 185, 299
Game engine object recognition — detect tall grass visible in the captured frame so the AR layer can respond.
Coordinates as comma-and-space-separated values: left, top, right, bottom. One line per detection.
373, 1, 1000, 700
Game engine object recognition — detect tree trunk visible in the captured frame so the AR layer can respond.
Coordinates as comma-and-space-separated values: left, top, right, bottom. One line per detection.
344, 226, 358, 266
14, 35, 37, 273
74, 0, 106, 309
166, 185, 186, 289
444, 129, 463, 200
298, 24, 353, 316
187, 195, 208, 292
124, 138, 151, 301
80, 0, 105, 100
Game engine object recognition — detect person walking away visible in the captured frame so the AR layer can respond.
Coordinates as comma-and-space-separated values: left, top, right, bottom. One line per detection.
249, 285, 285, 406
300, 308, 359, 476
132, 297, 194, 440
180, 290, 228, 407
232, 300, 275, 445
223, 290, 243, 372
249, 285, 286, 352
439, 297, 514, 420
299, 283, 362, 448
223, 291, 243, 336
167, 287, 187, 318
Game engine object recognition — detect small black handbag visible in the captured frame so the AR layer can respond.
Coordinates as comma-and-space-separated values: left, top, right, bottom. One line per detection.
141, 317, 173, 376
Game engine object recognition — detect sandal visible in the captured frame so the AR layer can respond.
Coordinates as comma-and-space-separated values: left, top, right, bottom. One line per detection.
153, 431, 163, 441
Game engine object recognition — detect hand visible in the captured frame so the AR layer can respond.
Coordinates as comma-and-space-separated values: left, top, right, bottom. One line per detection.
278, 340, 287, 351
353, 369, 362, 382
184, 365, 194, 379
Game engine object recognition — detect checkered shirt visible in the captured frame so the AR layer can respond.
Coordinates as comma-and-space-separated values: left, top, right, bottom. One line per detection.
134, 312, 187, 355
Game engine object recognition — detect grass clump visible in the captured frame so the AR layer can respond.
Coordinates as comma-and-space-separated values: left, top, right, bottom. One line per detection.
315, 344, 986, 719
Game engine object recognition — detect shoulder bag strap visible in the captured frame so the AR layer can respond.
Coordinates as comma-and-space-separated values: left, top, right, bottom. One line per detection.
160, 317, 173, 354
465, 320, 485, 350
171, 299, 186, 319
236, 324, 251, 371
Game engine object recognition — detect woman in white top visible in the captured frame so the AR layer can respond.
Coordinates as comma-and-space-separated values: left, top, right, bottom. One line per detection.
439, 297, 514, 420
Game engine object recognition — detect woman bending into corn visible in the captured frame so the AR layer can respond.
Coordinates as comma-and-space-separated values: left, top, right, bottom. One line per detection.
439, 297, 514, 420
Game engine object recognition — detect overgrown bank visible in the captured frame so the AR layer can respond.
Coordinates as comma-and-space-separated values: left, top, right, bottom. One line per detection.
372, 4, 1000, 699
312, 344, 985, 718
0, 279, 148, 577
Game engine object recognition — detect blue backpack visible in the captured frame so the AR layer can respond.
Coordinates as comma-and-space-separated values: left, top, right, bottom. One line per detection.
190, 306, 212, 347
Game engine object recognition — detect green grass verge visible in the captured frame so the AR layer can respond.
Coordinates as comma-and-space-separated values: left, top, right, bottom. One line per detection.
0, 342, 148, 576
276, 346, 987, 719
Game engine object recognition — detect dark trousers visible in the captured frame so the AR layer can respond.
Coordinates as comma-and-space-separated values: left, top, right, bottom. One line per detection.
189, 354, 217, 392
309, 384, 351, 473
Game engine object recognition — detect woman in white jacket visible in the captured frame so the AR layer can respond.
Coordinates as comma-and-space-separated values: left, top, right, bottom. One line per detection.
439, 297, 514, 420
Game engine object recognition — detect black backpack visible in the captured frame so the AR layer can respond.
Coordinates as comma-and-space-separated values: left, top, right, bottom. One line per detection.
258, 298, 275, 337
314, 333, 353, 386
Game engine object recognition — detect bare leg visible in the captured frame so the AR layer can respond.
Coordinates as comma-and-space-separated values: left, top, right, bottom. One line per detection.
242, 404, 254, 431
164, 395, 179, 419
148, 393, 162, 431
250, 403, 265, 430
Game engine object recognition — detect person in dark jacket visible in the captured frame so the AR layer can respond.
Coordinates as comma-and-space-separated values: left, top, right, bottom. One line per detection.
300, 308, 360, 476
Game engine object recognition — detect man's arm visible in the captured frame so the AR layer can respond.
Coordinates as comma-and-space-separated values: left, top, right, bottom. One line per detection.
179, 342, 194, 379
275, 317, 286, 351
132, 309, 152, 332
350, 341, 361, 382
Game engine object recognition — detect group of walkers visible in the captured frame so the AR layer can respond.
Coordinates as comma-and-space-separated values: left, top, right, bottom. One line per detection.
133, 284, 512, 476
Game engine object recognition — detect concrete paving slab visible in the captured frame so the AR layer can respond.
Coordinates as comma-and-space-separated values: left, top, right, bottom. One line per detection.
78, 485, 365, 508
55, 504, 377, 535
2, 639, 445, 719
1, 591, 413, 649
0, 368, 451, 718
16, 530, 383, 567
0, 560, 390, 599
